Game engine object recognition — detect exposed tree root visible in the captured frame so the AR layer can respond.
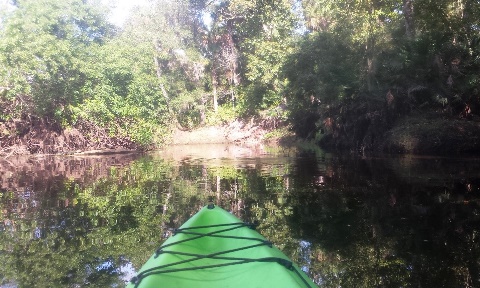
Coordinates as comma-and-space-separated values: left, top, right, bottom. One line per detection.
0, 115, 138, 157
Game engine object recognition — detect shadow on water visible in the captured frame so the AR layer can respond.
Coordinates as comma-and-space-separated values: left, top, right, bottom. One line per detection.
1, 146, 479, 287
290, 154, 480, 287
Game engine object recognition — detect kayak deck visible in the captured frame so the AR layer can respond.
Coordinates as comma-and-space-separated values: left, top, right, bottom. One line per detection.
127, 204, 316, 288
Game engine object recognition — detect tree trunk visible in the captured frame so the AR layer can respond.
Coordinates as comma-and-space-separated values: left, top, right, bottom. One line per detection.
226, 19, 239, 106
403, 0, 415, 39
153, 55, 169, 101
212, 72, 218, 113
366, 36, 376, 92
200, 94, 206, 125
153, 46, 189, 131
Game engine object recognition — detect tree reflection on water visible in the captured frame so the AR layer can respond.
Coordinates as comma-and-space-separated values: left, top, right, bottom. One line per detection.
1, 149, 479, 287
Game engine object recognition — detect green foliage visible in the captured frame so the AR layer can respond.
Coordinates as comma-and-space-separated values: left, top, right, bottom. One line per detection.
203, 0, 298, 116
170, 89, 206, 129
283, 32, 360, 137
0, 0, 202, 148
123, 0, 209, 131
238, 0, 298, 114
1, 0, 478, 151
285, 32, 359, 104
0, 0, 113, 119
71, 39, 170, 147
205, 105, 238, 126
238, 37, 293, 114
285, 0, 480, 143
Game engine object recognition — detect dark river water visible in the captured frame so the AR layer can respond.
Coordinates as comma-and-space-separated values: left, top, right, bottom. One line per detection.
1, 144, 479, 287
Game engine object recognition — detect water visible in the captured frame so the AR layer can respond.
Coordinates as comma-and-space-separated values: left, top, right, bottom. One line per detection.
1, 145, 479, 287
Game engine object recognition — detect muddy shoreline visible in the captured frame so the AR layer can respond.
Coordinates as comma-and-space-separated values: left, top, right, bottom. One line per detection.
3, 112, 479, 158
0, 116, 140, 157
0, 116, 281, 157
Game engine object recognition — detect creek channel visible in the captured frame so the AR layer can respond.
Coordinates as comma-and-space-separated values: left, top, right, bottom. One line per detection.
1, 144, 479, 287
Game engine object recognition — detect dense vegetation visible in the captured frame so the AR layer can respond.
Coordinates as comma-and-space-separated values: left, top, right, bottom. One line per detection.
1, 0, 479, 154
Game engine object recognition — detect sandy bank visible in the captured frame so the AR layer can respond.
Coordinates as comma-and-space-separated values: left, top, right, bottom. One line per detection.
171, 120, 272, 145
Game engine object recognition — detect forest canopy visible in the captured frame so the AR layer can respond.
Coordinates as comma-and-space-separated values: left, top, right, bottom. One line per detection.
1, 0, 479, 153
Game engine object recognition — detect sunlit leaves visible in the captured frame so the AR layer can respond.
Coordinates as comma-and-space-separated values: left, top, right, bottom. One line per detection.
0, 0, 113, 118
220, 0, 298, 113
121, 0, 209, 130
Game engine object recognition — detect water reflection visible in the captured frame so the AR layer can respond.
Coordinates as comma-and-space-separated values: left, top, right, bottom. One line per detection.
1, 147, 479, 287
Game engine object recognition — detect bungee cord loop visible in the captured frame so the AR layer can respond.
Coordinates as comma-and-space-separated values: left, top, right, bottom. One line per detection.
130, 219, 314, 288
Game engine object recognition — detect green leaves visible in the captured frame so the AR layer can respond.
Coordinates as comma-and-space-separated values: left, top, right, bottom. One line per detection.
0, 0, 297, 147
285, 32, 359, 103
0, 0, 178, 147
206, 0, 298, 114
2, 0, 476, 150
75, 39, 170, 147
0, 0, 113, 118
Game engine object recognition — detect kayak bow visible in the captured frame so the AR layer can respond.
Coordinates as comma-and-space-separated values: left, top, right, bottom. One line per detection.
127, 204, 317, 288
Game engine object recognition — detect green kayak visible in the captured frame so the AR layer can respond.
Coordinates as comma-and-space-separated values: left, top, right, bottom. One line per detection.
127, 204, 317, 288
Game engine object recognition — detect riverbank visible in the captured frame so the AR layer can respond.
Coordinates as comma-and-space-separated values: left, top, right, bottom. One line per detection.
171, 118, 287, 145
0, 115, 289, 157
0, 116, 139, 157
3, 111, 479, 157
318, 111, 480, 156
